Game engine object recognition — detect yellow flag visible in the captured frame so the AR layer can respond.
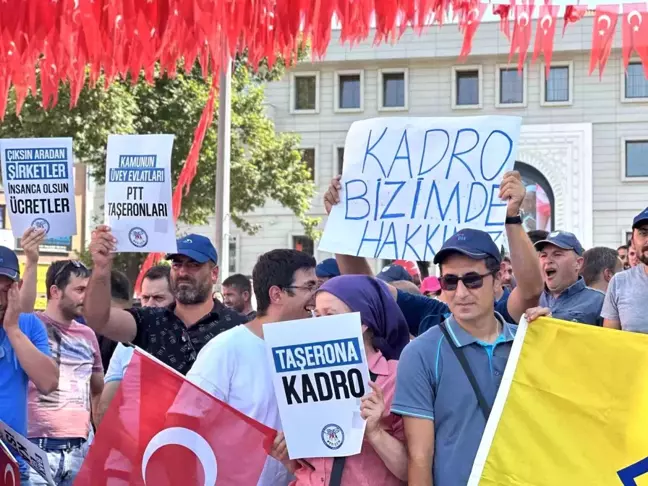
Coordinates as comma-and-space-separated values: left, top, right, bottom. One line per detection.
469, 317, 648, 486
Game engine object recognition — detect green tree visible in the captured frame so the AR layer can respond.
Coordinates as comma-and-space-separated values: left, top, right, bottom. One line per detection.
0, 57, 318, 283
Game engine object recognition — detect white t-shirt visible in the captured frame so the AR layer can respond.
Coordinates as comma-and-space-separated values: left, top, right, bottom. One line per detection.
186, 325, 291, 486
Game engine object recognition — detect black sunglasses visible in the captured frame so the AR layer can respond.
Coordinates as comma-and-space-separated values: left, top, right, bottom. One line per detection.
52, 260, 89, 287
439, 271, 495, 291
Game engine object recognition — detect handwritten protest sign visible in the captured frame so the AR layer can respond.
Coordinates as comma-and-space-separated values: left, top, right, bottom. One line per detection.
105, 134, 177, 253
263, 313, 370, 459
0, 138, 76, 238
0, 440, 19, 486
319, 116, 522, 260
0, 420, 54, 486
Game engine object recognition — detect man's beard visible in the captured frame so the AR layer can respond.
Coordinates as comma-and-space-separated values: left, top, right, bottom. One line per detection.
639, 250, 648, 266
61, 301, 83, 321
172, 277, 212, 305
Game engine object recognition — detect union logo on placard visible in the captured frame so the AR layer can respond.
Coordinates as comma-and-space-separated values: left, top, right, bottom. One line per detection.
129, 227, 148, 248
321, 424, 344, 450
31, 218, 50, 234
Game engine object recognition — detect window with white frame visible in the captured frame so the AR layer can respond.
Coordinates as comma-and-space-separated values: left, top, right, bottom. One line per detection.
624, 62, 648, 100
453, 67, 481, 107
336, 147, 345, 175
498, 68, 524, 105
543, 64, 571, 104
625, 140, 648, 178
228, 235, 238, 274
292, 235, 315, 256
379, 70, 407, 109
292, 73, 319, 112
336, 72, 362, 110
301, 148, 316, 181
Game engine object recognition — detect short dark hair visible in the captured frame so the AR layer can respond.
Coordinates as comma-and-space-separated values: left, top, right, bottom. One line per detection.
617, 245, 628, 252
45, 260, 91, 299
143, 265, 171, 284
252, 249, 316, 316
581, 247, 620, 286
439, 255, 501, 276
527, 230, 550, 246
222, 274, 252, 294
111, 270, 132, 303
502, 256, 512, 264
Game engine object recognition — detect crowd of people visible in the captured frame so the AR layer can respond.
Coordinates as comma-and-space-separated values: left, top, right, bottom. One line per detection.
0, 170, 646, 485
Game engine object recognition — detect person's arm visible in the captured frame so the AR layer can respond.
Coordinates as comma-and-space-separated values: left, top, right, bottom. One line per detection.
404, 417, 435, 486
18, 227, 46, 313
4, 294, 58, 394
601, 275, 622, 329
499, 172, 544, 322
83, 225, 137, 342
90, 371, 104, 427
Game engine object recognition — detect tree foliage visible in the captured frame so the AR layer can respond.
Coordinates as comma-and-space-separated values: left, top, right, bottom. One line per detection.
0, 55, 318, 283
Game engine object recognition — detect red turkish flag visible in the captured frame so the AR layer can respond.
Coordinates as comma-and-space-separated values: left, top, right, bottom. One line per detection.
459, 3, 488, 60
533, 3, 559, 77
589, 6, 620, 77
562, 5, 588, 36
509, 2, 536, 71
75, 350, 275, 486
622, 3, 648, 73
0, 441, 19, 486
493, 4, 512, 39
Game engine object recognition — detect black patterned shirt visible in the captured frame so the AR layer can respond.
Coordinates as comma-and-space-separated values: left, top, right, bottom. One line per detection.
127, 300, 247, 375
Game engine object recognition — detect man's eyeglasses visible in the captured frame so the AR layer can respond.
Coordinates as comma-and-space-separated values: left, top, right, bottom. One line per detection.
52, 260, 89, 287
439, 271, 495, 291
284, 283, 319, 293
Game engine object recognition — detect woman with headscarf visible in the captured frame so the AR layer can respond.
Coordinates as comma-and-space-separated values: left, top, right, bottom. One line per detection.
271, 275, 410, 486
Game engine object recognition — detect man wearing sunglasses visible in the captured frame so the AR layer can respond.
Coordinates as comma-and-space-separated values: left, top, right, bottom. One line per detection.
0, 245, 58, 485
27, 260, 103, 486
83, 227, 247, 375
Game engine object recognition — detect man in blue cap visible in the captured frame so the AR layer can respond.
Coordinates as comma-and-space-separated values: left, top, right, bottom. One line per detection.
315, 258, 340, 285
602, 208, 648, 333
83, 227, 247, 375
0, 245, 58, 484
528, 231, 604, 325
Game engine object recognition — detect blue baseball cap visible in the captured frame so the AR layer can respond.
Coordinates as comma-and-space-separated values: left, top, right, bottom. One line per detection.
433, 229, 501, 265
167, 234, 218, 264
316, 258, 340, 279
377, 264, 413, 283
632, 207, 648, 229
0, 246, 20, 281
534, 231, 584, 256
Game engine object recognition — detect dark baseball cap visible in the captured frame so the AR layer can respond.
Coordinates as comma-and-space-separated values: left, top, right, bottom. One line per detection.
534, 231, 584, 256
632, 207, 648, 229
166, 234, 218, 264
0, 246, 20, 281
377, 264, 413, 283
316, 258, 340, 278
433, 229, 501, 265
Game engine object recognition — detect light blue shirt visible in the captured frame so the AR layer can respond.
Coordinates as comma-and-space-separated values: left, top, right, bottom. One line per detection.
104, 343, 134, 383
0, 313, 51, 473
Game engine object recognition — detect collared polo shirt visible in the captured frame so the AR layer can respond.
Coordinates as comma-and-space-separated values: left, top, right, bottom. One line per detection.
127, 300, 247, 375
539, 277, 604, 325
391, 314, 517, 486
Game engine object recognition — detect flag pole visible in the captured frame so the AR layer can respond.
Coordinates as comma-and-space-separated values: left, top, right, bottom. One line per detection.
214, 56, 232, 286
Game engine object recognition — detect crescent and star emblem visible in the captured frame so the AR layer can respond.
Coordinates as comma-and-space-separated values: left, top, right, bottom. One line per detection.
540, 14, 553, 34
466, 7, 480, 26
628, 11, 642, 32
4, 463, 16, 486
518, 11, 529, 27
598, 14, 611, 36
142, 427, 218, 486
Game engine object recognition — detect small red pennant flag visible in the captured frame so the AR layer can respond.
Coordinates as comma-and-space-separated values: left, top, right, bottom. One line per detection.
493, 4, 512, 39
563, 5, 588, 37
509, 1, 535, 71
533, 3, 559, 78
589, 5, 620, 77
459, 3, 488, 60
621, 3, 648, 74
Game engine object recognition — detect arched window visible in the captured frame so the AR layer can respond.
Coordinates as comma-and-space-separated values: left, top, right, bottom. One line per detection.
514, 162, 555, 232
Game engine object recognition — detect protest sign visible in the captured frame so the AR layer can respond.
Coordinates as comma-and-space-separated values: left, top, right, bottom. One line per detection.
319, 116, 522, 260
263, 313, 370, 459
0, 440, 19, 486
105, 134, 177, 253
0, 420, 53, 486
0, 138, 76, 238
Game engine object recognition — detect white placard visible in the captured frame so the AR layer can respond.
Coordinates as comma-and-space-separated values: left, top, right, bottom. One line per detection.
105, 134, 177, 253
263, 313, 370, 459
319, 116, 522, 259
0, 420, 54, 485
0, 138, 77, 238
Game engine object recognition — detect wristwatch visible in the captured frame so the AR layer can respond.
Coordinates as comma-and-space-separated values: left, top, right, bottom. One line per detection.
505, 214, 523, 225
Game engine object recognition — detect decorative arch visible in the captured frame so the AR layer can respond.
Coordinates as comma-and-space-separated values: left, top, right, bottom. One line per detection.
514, 161, 555, 232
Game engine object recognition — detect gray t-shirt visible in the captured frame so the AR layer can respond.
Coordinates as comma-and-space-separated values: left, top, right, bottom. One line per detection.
601, 263, 648, 333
